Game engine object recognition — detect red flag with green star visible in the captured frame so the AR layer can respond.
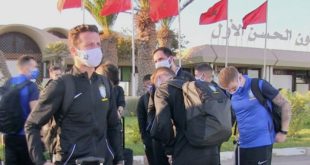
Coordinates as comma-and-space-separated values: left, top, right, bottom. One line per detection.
149, 0, 179, 22
199, 0, 227, 25
57, 0, 82, 12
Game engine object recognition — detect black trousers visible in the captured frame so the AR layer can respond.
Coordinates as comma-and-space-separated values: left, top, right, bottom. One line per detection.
144, 141, 156, 165
4, 135, 34, 165
172, 144, 219, 165
152, 140, 169, 165
236, 145, 273, 165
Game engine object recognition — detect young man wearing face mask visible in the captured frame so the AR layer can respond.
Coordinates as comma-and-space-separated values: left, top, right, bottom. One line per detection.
194, 63, 215, 83
136, 74, 156, 165
25, 24, 123, 165
153, 47, 195, 82
44, 65, 63, 88
2, 55, 39, 165
218, 66, 292, 165
148, 47, 195, 165
195, 63, 228, 165
151, 67, 220, 165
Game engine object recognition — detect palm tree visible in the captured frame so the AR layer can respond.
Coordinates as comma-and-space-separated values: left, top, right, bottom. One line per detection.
157, 18, 175, 48
135, 0, 157, 95
157, 0, 195, 48
84, 0, 119, 66
0, 50, 11, 82
43, 41, 69, 67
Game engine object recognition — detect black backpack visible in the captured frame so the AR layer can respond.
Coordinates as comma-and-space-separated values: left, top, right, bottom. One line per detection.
168, 80, 232, 147
251, 78, 282, 133
0, 80, 31, 134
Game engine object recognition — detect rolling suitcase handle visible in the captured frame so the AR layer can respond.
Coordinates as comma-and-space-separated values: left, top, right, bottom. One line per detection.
75, 156, 105, 165
0, 134, 3, 165
122, 116, 125, 149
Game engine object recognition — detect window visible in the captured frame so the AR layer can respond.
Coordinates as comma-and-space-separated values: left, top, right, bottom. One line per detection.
0, 32, 41, 54
120, 67, 132, 82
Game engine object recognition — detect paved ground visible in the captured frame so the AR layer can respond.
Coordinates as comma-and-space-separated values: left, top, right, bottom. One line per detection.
221, 155, 310, 165
133, 147, 310, 165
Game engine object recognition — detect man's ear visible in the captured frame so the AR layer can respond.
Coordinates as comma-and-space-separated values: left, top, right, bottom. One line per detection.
169, 56, 175, 64
70, 46, 77, 57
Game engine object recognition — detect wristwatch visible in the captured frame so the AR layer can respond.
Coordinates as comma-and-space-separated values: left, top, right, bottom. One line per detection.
279, 130, 288, 135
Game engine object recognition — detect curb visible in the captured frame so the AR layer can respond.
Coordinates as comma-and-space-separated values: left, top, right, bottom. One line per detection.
133, 147, 310, 164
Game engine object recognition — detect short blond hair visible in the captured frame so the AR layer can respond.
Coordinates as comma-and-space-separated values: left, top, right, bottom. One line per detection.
218, 66, 239, 88
151, 67, 175, 84
68, 24, 99, 48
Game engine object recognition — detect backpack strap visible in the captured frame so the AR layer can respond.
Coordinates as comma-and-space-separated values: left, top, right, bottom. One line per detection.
143, 94, 149, 112
15, 80, 32, 90
57, 74, 75, 126
251, 78, 268, 109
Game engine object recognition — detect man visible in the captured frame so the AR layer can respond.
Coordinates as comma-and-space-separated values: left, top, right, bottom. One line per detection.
194, 63, 213, 83
218, 66, 292, 165
149, 47, 195, 165
151, 67, 220, 165
4, 55, 39, 165
25, 24, 123, 165
49, 65, 62, 81
45, 65, 63, 87
136, 74, 155, 165
195, 63, 226, 164
153, 47, 195, 81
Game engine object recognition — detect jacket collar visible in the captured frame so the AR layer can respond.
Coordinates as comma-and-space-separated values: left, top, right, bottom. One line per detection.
69, 66, 98, 80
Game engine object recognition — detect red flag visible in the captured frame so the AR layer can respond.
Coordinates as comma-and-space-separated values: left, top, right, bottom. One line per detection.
57, 0, 82, 12
100, 0, 131, 16
199, 0, 227, 25
242, 1, 267, 29
149, 0, 179, 22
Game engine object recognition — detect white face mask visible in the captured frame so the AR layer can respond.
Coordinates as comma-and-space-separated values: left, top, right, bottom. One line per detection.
155, 58, 171, 69
76, 47, 103, 67
195, 74, 204, 82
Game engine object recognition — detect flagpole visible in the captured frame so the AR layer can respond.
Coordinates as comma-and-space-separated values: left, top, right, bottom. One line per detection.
177, 0, 182, 67
131, 0, 136, 96
225, 0, 229, 67
263, 0, 268, 79
82, 0, 85, 24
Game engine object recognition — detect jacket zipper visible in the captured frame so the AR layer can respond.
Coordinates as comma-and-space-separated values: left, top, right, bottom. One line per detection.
63, 144, 76, 165
89, 78, 98, 154
106, 139, 115, 159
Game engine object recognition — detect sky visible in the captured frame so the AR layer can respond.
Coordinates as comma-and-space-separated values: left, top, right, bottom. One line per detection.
1, 0, 310, 52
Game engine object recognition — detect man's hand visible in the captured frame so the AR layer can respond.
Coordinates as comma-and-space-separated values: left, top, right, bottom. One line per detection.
275, 132, 287, 143
43, 161, 54, 165
167, 155, 173, 164
118, 106, 124, 116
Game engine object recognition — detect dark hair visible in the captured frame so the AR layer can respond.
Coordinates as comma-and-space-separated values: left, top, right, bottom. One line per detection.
68, 24, 99, 47
143, 74, 151, 82
49, 65, 62, 72
153, 47, 174, 57
97, 64, 120, 85
195, 63, 213, 72
17, 55, 36, 67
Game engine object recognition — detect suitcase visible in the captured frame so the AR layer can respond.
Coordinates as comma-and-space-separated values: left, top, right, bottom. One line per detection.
0, 134, 3, 165
122, 117, 133, 165
75, 156, 105, 165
